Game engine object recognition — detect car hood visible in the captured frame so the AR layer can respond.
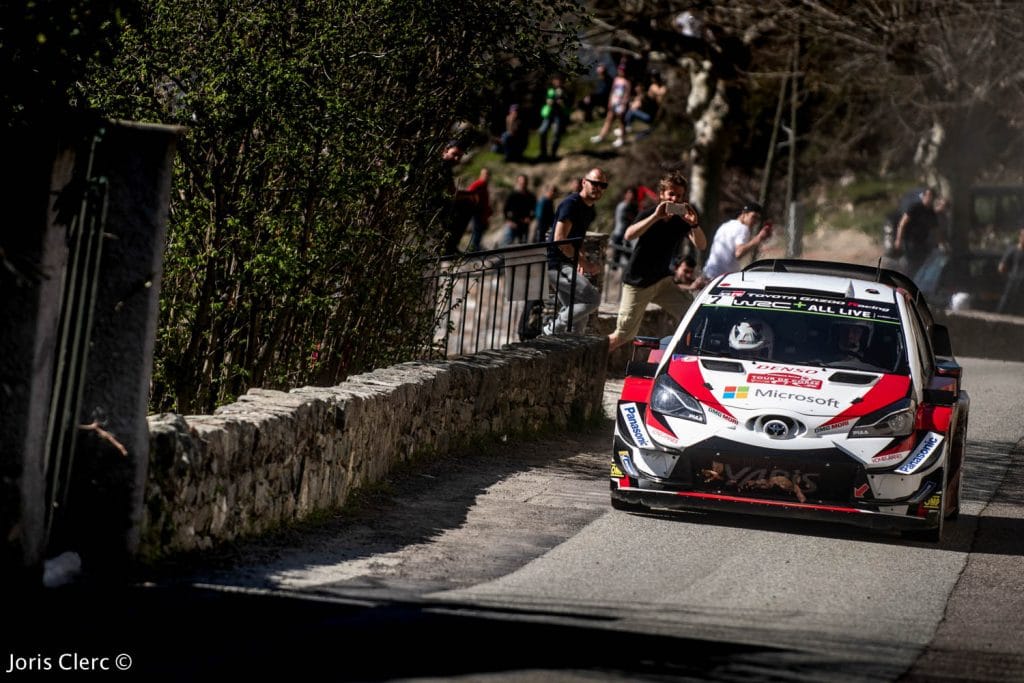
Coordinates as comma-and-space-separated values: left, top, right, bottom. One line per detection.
664, 354, 911, 423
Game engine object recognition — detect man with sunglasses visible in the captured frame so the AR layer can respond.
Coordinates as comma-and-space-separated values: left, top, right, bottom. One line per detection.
544, 168, 609, 334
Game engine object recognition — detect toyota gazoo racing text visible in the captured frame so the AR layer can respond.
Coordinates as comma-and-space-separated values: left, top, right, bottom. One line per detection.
611, 259, 969, 542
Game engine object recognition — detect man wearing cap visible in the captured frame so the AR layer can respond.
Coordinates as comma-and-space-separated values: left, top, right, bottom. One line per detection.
544, 167, 608, 334
703, 202, 773, 279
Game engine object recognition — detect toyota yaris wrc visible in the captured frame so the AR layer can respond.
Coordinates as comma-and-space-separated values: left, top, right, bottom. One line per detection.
611, 259, 969, 542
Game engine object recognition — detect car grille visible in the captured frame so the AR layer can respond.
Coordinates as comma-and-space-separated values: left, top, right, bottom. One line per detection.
748, 415, 805, 439
666, 442, 867, 506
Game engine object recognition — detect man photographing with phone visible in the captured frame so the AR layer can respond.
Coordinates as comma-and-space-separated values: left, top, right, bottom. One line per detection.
607, 171, 707, 353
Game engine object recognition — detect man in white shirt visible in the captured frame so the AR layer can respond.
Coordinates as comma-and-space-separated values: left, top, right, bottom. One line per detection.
703, 202, 773, 279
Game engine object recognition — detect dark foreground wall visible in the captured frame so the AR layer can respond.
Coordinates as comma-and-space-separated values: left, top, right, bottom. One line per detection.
0, 120, 181, 587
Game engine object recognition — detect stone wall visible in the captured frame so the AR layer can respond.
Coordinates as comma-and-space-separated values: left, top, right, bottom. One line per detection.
142, 335, 607, 557
936, 309, 1024, 362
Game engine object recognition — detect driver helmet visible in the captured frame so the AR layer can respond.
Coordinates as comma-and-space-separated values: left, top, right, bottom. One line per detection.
836, 322, 871, 353
728, 320, 774, 358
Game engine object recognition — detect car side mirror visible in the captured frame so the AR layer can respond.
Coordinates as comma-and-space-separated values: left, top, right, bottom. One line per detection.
923, 375, 958, 406
626, 361, 659, 378
931, 324, 953, 357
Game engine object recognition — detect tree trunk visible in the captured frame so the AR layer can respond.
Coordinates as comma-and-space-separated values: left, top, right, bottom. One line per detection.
684, 57, 730, 244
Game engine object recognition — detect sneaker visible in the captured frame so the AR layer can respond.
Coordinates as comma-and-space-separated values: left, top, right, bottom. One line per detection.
542, 320, 554, 336
589, 134, 604, 144
612, 137, 624, 148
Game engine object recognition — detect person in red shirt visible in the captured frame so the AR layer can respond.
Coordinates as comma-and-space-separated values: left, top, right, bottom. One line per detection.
465, 168, 492, 252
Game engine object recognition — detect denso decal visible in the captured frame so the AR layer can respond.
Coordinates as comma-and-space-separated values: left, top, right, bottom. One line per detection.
895, 433, 943, 474
754, 388, 840, 407
747, 372, 823, 390
752, 363, 821, 375
620, 402, 652, 447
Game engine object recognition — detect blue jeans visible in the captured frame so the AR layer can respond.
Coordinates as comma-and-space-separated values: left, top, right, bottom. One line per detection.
537, 115, 564, 158
546, 263, 600, 334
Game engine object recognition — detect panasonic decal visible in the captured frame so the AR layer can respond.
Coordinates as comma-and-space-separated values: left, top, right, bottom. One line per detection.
895, 433, 944, 474
620, 402, 652, 448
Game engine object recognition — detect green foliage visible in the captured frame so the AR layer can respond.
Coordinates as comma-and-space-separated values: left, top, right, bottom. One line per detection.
0, 0, 138, 125
82, 0, 579, 413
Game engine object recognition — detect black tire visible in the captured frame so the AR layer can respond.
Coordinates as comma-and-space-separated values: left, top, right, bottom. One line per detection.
904, 490, 945, 543
946, 413, 968, 520
611, 495, 648, 513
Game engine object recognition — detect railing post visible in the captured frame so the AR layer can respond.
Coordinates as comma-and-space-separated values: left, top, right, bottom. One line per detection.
584, 231, 608, 299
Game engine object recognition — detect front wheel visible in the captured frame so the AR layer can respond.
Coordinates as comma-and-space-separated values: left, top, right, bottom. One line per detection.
946, 470, 963, 520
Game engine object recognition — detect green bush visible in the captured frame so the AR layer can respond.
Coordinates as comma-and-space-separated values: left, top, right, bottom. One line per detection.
83, 0, 579, 413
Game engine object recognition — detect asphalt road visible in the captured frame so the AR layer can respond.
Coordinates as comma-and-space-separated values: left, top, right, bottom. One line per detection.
11, 358, 1022, 681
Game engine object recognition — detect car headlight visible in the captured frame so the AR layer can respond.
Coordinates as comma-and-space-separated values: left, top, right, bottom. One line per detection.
849, 399, 915, 438
650, 373, 706, 423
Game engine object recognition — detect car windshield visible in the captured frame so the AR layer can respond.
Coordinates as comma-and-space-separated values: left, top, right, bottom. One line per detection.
672, 289, 910, 375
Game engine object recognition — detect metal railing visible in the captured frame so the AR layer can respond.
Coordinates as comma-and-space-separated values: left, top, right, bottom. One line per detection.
424, 239, 582, 358
602, 242, 633, 306
42, 130, 110, 553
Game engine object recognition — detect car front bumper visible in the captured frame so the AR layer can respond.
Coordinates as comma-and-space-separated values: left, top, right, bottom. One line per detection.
610, 434, 945, 532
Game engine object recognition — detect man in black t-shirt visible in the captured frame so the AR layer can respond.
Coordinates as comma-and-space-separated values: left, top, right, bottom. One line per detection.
543, 168, 608, 334
607, 172, 707, 352
895, 187, 939, 278
502, 174, 536, 245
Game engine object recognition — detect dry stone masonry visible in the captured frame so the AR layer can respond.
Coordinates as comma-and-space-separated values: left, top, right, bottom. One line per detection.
143, 335, 607, 556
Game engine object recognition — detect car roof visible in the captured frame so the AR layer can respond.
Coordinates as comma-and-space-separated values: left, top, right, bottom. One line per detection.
717, 268, 897, 304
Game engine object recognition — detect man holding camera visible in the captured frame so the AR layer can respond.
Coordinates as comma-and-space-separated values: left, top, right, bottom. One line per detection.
607, 172, 707, 352
703, 202, 773, 280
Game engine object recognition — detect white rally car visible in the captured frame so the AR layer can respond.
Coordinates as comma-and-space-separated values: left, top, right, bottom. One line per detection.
611, 259, 969, 542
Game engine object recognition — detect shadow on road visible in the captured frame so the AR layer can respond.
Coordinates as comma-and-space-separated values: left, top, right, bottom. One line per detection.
10, 583, 888, 681
144, 422, 615, 592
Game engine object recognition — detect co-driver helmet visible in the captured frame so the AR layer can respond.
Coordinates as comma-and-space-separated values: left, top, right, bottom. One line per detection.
728, 320, 774, 358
